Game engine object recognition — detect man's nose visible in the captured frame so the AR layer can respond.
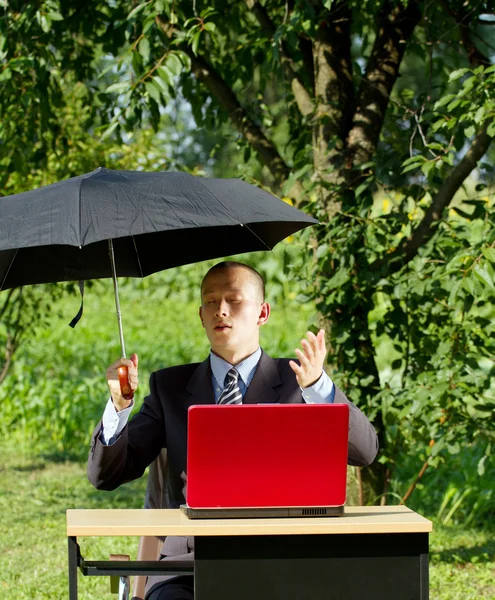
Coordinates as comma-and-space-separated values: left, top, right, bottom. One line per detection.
215, 300, 229, 316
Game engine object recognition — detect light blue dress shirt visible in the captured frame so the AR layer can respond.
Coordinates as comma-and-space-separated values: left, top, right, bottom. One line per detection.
101, 348, 335, 445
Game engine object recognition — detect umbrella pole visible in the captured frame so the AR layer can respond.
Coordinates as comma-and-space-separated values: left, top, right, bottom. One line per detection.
108, 239, 126, 359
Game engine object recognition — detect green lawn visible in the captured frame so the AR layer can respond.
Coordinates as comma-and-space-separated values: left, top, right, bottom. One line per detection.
1, 443, 493, 599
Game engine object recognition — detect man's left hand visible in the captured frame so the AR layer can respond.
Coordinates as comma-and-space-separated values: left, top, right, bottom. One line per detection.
289, 329, 327, 389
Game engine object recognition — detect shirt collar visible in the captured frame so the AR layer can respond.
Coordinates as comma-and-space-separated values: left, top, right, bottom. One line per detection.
209, 347, 262, 387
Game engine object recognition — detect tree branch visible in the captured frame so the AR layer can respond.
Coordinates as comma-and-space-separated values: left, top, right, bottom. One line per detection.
312, 2, 354, 187
381, 122, 493, 274
286, 0, 315, 90
439, 0, 491, 67
346, 0, 422, 169
156, 14, 293, 189
245, 0, 313, 116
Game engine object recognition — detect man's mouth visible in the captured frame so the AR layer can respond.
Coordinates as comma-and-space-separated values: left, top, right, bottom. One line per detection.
214, 323, 231, 331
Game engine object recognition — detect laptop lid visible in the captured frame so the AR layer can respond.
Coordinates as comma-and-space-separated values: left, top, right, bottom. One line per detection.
186, 404, 349, 509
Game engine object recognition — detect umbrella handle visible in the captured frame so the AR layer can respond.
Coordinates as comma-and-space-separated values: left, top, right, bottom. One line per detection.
118, 366, 134, 401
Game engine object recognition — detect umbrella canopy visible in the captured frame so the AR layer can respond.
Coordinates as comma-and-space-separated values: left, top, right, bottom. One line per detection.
0, 168, 317, 290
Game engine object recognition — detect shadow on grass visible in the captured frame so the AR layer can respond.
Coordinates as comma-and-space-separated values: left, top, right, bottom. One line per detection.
8, 462, 47, 472
40, 449, 87, 463
432, 542, 495, 564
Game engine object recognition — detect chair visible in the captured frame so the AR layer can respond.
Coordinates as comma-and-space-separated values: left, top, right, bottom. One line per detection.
132, 448, 169, 600
110, 449, 169, 600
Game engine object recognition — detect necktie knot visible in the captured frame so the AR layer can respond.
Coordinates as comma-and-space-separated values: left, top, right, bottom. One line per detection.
224, 367, 239, 385
218, 367, 242, 405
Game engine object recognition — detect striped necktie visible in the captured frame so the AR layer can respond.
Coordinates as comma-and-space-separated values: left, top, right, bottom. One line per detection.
218, 368, 243, 405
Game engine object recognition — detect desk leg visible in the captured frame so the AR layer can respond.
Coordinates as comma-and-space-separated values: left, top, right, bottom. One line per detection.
68, 536, 79, 600
195, 532, 429, 600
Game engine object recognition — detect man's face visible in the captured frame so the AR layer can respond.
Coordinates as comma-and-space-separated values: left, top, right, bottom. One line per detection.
199, 266, 270, 363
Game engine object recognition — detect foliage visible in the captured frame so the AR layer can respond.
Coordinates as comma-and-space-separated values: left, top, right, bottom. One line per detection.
310, 65, 495, 498
2, 0, 495, 505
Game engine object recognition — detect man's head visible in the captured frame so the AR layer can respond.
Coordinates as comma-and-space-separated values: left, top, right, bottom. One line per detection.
199, 262, 270, 365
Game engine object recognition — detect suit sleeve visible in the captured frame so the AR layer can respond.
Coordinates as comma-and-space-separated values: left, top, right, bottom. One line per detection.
87, 371, 166, 491
334, 385, 379, 467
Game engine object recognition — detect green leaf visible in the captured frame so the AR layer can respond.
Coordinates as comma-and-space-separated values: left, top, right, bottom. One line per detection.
157, 66, 173, 89
487, 121, 495, 137
166, 53, 183, 76
191, 31, 200, 55
447, 98, 461, 111
448, 279, 463, 307
105, 81, 130, 94
40, 14, 51, 33
421, 160, 436, 177
48, 11, 64, 21
145, 80, 161, 103
477, 455, 487, 476
481, 248, 495, 264
474, 106, 485, 124
138, 37, 151, 62
324, 268, 350, 291
184, 17, 198, 28
473, 265, 494, 289
402, 162, 422, 174
128, 1, 150, 20
402, 155, 425, 166
0, 67, 11, 82
434, 94, 455, 109
291, 164, 312, 181
105, 82, 130, 94
449, 68, 470, 81
355, 178, 373, 197
152, 74, 169, 95
200, 7, 217, 18
100, 120, 119, 141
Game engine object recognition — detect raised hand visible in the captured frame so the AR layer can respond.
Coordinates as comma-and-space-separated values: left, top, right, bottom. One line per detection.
289, 329, 327, 389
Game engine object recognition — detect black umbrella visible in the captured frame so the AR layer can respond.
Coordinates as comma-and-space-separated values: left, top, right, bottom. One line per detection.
0, 168, 317, 395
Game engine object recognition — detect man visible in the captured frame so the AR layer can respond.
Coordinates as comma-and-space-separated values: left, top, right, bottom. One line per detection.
88, 261, 378, 600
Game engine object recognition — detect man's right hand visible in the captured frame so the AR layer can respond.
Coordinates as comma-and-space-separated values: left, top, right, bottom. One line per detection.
106, 353, 139, 412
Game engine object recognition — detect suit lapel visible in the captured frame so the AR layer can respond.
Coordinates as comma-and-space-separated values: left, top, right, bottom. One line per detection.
184, 358, 215, 411
243, 351, 282, 404
183, 351, 283, 408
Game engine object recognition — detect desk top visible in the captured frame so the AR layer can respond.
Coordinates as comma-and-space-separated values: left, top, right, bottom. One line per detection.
66, 506, 432, 537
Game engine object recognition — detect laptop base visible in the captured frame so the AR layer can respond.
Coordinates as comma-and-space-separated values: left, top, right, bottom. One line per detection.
180, 504, 344, 519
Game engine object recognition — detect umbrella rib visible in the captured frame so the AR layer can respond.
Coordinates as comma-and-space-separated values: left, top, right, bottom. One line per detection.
132, 236, 144, 278
194, 178, 242, 222
241, 224, 272, 251
194, 178, 273, 250
0, 249, 18, 292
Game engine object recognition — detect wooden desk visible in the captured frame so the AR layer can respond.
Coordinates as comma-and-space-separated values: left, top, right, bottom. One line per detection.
67, 506, 432, 599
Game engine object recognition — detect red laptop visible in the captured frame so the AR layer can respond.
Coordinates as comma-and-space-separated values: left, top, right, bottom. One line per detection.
181, 403, 349, 518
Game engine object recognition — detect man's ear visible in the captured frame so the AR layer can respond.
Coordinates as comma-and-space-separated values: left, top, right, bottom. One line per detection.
258, 302, 270, 325
199, 306, 205, 328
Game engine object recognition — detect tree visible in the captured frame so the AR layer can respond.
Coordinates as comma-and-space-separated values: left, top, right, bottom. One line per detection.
1, 0, 494, 502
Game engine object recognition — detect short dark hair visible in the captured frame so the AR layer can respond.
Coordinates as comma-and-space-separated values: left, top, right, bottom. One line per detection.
201, 261, 265, 301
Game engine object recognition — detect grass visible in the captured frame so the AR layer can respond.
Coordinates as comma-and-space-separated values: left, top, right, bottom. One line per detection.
0, 443, 146, 599
0, 443, 493, 600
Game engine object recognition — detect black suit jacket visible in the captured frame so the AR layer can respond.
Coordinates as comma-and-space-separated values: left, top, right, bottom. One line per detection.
88, 351, 378, 502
